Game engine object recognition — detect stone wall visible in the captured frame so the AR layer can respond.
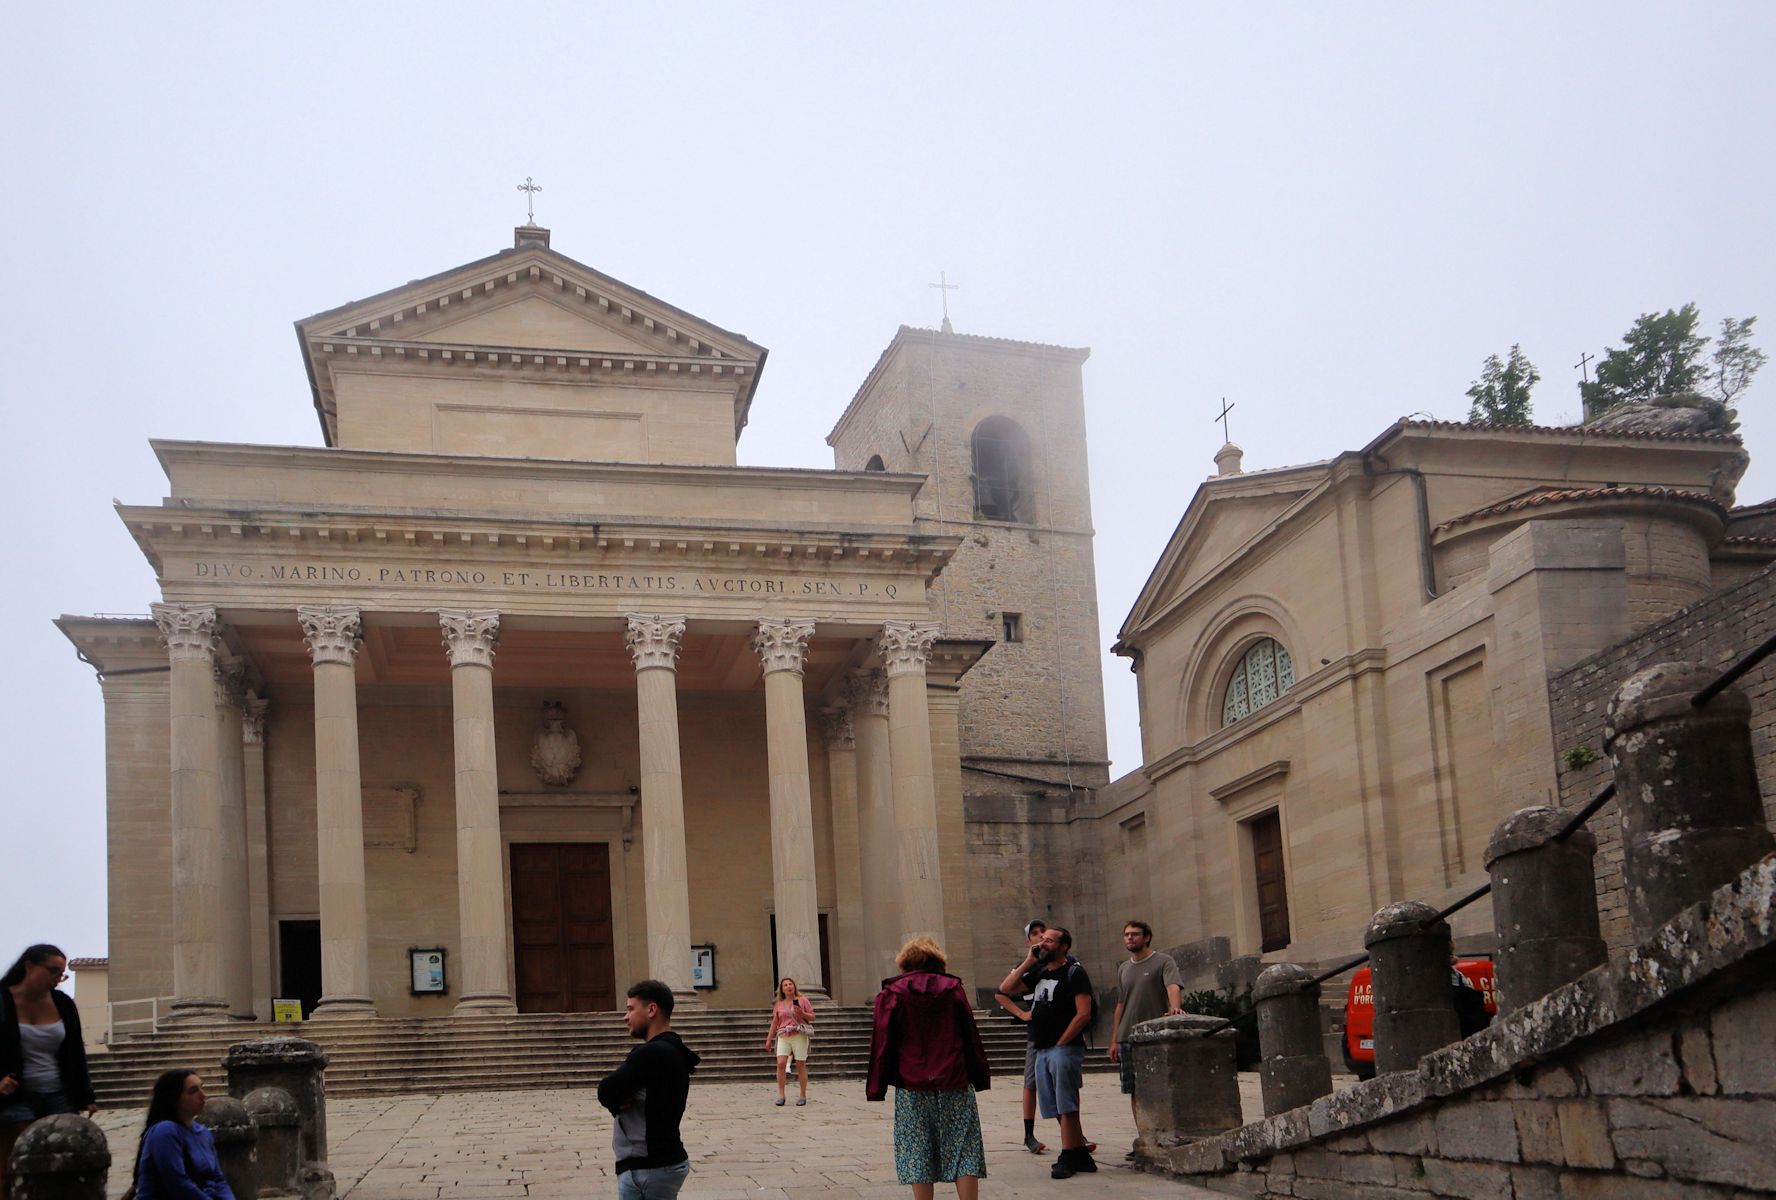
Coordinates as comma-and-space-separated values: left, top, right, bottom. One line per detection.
1147, 854, 1776, 1197
1548, 560, 1776, 950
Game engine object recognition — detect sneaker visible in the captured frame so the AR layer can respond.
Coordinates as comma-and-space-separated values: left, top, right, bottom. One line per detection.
1050, 1150, 1076, 1180
1072, 1150, 1097, 1174
1024, 1134, 1047, 1155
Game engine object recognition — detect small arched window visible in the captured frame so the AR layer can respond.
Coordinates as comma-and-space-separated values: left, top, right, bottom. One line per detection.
970, 416, 1030, 522
863, 454, 886, 472
1221, 638, 1297, 727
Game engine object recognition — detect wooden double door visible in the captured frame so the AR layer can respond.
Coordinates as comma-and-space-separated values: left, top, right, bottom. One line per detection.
510, 843, 617, 1013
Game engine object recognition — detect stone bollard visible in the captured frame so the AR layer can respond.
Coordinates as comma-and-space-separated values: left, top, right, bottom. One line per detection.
1127, 1014, 1242, 1153
1252, 963, 1333, 1115
1364, 901, 1459, 1075
1605, 661, 1776, 941
245, 1086, 304, 1197
1485, 806, 1607, 1012
298, 1162, 337, 1200
225, 1038, 330, 1167
6, 1114, 109, 1200
203, 1095, 259, 1200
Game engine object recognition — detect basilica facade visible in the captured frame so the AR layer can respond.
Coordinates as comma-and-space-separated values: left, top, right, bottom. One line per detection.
59, 225, 1109, 1021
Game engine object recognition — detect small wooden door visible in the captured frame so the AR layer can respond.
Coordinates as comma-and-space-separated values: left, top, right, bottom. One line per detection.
510, 843, 617, 1013
1251, 811, 1292, 952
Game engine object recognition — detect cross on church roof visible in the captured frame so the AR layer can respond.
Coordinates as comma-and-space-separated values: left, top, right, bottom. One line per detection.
1215, 397, 1236, 443
517, 176, 542, 224
929, 271, 959, 334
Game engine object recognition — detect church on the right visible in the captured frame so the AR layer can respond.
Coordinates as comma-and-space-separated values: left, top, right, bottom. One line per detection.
1099, 417, 1774, 988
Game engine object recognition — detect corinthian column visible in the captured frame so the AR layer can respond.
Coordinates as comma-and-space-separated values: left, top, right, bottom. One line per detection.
878, 621, 945, 942
439, 610, 516, 1013
845, 669, 900, 980
624, 615, 698, 1002
242, 694, 273, 1020
753, 618, 826, 997
213, 659, 255, 1019
819, 706, 866, 1004
297, 606, 375, 1017
151, 603, 229, 1024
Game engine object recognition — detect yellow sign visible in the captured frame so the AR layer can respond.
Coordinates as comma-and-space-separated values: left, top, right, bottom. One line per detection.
272, 999, 304, 1023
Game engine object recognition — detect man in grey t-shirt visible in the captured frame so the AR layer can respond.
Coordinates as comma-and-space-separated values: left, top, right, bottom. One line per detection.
1108, 920, 1183, 1126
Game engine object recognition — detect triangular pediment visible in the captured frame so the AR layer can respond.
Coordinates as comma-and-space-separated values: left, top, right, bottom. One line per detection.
1119, 465, 1331, 642
400, 292, 666, 356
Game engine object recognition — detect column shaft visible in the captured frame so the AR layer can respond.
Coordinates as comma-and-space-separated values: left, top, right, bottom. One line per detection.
299, 607, 375, 1016
848, 672, 900, 981
214, 662, 255, 1019
626, 616, 697, 1000
755, 619, 826, 996
820, 709, 867, 1005
242, 695, 273, 1020
927, 685, 976, 993
441, 609, 515, 1012
880, 621, 944, 943
152, 603, 229, 1023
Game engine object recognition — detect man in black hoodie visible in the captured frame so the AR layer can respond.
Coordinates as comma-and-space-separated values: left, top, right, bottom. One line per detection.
598, 980, 701, 1199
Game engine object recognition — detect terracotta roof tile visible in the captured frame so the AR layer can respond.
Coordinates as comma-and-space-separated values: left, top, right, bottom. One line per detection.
1400, 418, 1741, 445
1436, 485, 1728, 533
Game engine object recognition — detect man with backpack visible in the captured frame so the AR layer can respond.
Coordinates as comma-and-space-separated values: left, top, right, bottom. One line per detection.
998, 927, 1097, 1179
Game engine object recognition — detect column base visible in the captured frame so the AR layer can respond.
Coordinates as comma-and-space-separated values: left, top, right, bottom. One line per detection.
454, 993, 517, 1015
310, 995, 377, 1020
671, 989, 707, 1011
162, 998, 232, 1026
228, 1011, 260, 1022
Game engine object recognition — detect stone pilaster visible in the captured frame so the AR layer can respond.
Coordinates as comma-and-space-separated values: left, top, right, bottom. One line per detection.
242, 693, 273, 1019
297, 605, 375, 1016
151, 602, 230, 1023
878, 620, 945, 943
213, 659, 255, 1019
624, 615, 698, 1001
819, 705, 867, 1004
753, 618, 826, 997
845, 669, 900, 980
439, 610, 515, 1013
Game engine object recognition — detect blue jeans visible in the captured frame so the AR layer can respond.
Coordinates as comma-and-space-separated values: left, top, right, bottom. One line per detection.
617, 1160, 689, 1200
0, 1089, 71, 1124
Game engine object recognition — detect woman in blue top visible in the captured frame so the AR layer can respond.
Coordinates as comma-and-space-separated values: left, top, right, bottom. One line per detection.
130, 1068, 234, 1200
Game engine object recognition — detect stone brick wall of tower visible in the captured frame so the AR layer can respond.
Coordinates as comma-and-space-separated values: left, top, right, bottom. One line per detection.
1547, 560, 1775, 950
831, 333, 1110, 786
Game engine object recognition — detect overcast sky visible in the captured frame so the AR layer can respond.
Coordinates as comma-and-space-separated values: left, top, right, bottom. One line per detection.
5, 4, 1772, 973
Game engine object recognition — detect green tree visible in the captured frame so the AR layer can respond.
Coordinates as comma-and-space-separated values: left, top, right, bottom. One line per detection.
1466, 344, 1539, 426
1580, 304, 1708, 418
1710, 315, 1767, 406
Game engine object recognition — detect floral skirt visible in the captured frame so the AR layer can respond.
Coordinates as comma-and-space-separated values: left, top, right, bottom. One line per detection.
892, 1086, 986, 1184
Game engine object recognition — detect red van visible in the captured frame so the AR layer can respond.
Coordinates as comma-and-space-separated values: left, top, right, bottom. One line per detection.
1342, 958, 1497, 1078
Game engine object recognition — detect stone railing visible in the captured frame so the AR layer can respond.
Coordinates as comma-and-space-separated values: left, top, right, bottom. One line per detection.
6, 1037, 335, 1200
1129, 652, 1776, 1195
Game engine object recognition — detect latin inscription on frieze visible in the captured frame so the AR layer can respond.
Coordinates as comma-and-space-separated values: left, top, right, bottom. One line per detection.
185, 560, 902, 599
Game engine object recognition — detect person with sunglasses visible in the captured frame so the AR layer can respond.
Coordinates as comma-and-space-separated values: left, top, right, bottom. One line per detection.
1, 944, 98, 1196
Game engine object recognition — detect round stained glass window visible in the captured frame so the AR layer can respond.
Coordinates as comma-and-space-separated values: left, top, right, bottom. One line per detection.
1221, 638, 1296, 727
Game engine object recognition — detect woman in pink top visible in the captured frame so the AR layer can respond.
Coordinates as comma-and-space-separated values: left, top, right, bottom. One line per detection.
764, 977, 816, 1106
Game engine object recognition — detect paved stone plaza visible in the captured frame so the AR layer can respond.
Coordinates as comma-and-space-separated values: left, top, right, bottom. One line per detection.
94, 1075, 1254, 1198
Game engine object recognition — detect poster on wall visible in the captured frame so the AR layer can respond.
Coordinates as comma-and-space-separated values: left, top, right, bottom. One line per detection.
271, 999, 304, 1023
410, 948, 446, 995
691, 944, 716, 989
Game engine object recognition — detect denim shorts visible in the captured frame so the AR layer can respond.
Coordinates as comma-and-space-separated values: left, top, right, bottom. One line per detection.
1033, 1043, 1085, 1119
1118, 1042, 1137, 1094
617, 1159, 690, 1200
0, 1089, 71, 1124
1022, 1041, 1037, 1090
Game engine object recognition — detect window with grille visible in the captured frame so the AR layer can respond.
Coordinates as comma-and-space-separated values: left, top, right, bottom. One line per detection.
1221, 638, 1297, 727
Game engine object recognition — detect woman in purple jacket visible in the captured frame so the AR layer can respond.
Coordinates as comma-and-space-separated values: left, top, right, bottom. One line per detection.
129, 1069, 234, 1200
867, 937, 991, 1200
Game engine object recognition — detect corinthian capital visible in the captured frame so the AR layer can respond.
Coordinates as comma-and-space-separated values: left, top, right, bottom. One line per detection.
818, 706, 855, 750
297, 605, 363, 667
753, 618, 816, 676
843, 669, 890, 718
625, 614, 687, 672
151, 603, 219, 663
438, 609, 501, 668
242, 693, 269, 746
213, 658, 247, 710
878, 620, 942, 678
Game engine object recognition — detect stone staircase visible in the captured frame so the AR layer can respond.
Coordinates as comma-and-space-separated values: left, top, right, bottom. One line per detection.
89, 1006, 1108, 1107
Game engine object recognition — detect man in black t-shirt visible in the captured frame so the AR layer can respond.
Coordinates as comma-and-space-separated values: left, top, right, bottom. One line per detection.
998, 927, 1097, 1179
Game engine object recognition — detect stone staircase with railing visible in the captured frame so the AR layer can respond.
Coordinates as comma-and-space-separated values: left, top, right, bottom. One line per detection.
87, 1006, 1108, 1107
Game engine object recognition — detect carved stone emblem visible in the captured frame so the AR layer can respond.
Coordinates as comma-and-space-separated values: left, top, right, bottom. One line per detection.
530, 701, 583, 787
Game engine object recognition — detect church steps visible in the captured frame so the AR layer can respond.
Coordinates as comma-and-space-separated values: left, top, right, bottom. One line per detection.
88, 1009, 1075, 1106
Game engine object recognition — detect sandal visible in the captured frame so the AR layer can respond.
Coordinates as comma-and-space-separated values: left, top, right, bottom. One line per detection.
796, 1097, 807, 1106
774, 1097, 786, 1106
